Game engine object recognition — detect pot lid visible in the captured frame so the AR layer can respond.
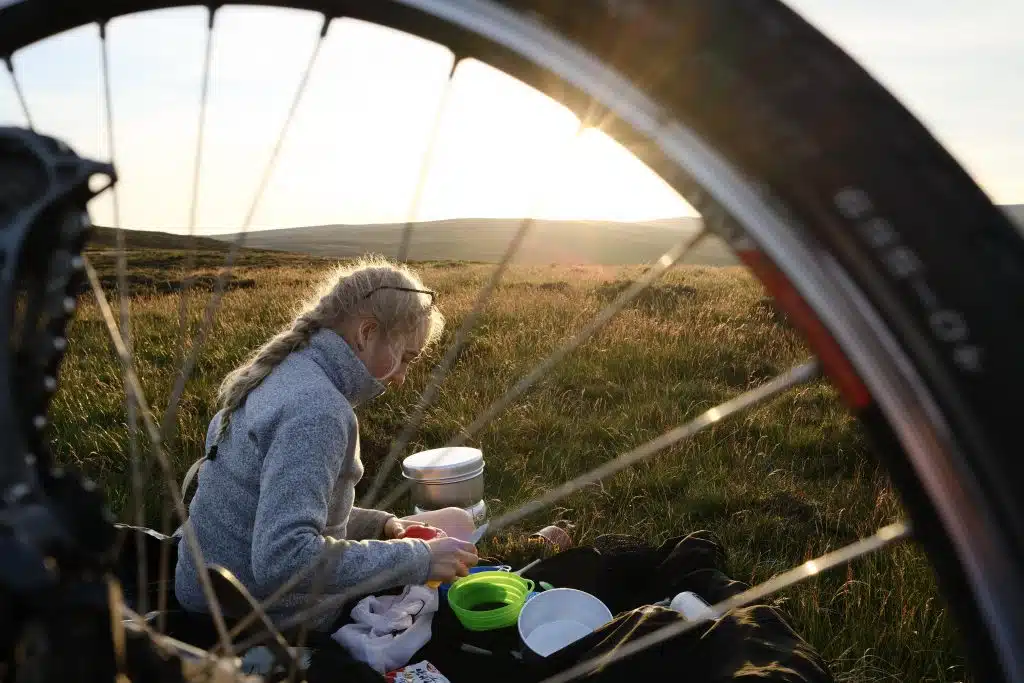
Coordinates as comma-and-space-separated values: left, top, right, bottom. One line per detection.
402, 447, 484, 482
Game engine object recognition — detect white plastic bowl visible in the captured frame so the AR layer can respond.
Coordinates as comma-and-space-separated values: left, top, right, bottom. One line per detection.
517, 588, 613, 657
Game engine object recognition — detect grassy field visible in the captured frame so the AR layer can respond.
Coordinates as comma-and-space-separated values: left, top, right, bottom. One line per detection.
55, 248, 967, 681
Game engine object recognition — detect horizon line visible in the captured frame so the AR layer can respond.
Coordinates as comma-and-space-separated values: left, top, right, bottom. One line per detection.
94, 202, 1024, 236
95, 215, 706, 236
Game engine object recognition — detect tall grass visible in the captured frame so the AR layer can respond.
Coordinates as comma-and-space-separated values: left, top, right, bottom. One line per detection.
53, 251, 969, 681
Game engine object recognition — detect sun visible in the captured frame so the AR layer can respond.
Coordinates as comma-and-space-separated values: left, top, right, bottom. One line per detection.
413, 59, 696, 223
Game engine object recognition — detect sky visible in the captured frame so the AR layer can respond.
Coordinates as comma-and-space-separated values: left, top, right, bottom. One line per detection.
0, 0, 1020, 233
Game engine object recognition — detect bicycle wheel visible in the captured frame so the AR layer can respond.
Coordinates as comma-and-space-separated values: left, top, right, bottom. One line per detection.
1, 1, 1021, 682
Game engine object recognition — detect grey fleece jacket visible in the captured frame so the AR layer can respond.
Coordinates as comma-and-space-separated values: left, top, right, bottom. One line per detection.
174, 328, 432, 631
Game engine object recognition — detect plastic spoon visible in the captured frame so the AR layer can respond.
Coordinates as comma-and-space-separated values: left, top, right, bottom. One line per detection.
468, 522, 489, 545
514, 558, 542, 576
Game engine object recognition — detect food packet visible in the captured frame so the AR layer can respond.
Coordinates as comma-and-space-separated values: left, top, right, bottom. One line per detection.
385, 660, 451, 683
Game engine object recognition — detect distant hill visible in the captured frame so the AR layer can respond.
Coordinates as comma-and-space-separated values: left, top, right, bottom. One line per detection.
91, 206, 1024, 266
212, 217, 739, 266
211, 209, 1024, 264
88, 225, 233, 251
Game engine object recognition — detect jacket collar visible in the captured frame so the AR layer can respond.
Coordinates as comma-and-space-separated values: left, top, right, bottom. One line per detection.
304, 328, 386, 407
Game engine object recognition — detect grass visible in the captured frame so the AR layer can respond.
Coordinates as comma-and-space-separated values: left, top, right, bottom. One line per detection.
53, 248, 969, 682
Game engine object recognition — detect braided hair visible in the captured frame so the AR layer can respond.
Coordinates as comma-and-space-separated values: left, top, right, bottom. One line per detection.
212, 255, 444, 444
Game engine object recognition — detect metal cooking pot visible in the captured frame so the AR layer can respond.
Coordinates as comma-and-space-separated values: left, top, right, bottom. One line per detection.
402, 447, 486, 520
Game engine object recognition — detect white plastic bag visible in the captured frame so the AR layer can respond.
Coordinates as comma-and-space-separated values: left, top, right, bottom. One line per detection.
332, 585, 439, 674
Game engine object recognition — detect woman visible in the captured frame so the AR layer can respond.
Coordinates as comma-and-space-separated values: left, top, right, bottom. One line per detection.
175, 257, 478, 631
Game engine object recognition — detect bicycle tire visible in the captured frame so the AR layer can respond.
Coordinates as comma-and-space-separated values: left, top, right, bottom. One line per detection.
1, 1, 1022, 681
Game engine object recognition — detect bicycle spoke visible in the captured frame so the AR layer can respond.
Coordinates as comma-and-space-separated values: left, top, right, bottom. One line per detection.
152, 14, 218, 627
99, 21, 148, 615
373, 223, 713, 513
159, 15, 330, 450
362, 120, 588, 508
107, 579, 129, 678
83, 257, 233, 653
121, 604, 228, 675
165, 6, 217, 440
482, 360, 819, 537
156, 504, 173, 635
396, 60, 457, 262
539, 521, 912, 683
3, 57, 34, 130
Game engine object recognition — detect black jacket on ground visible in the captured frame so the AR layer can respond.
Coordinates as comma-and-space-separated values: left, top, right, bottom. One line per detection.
116, 526, 832, 683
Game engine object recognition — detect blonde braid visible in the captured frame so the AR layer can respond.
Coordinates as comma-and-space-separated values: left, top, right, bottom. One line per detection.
213, 313, 321, 444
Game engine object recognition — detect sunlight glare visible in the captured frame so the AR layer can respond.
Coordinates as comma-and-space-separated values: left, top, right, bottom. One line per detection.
3, 12, 695, 231
4, 4, 1015, 231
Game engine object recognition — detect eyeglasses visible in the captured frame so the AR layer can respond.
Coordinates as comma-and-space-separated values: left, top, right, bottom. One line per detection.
363, 286, 436, 305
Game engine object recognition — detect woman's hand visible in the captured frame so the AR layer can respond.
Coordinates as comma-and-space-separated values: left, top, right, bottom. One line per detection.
384, 517, 442, 540
425, 537, 479, 583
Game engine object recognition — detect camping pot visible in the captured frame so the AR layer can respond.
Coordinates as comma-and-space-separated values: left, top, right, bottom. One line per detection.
402, 447, 486, 521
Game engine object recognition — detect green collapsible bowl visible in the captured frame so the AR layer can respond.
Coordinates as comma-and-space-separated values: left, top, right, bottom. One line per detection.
447, 571, 535, 631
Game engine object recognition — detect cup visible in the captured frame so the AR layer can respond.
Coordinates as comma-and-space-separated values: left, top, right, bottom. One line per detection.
399, 525, 446, 588
530, 525, 572, 550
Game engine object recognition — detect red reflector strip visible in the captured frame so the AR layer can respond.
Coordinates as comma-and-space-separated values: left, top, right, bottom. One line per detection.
738, 249, 872, 410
